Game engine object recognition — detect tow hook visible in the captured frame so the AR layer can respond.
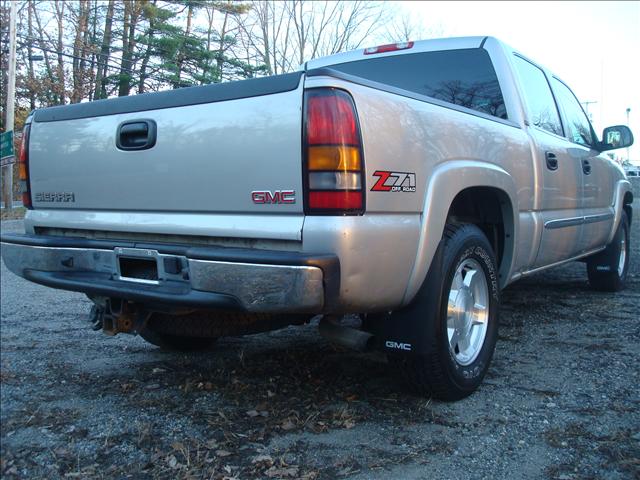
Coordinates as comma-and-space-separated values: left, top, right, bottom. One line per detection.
89, 299, 150, 336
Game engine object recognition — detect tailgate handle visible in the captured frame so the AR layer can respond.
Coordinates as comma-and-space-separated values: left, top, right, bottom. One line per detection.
116, 120, 157, 151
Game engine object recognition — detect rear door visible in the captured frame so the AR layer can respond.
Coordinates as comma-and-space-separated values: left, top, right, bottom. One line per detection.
512, 55, 584, 268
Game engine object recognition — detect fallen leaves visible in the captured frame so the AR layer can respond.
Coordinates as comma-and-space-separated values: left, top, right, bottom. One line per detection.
280, 418, 296, 431
246, 408, 268, 418
251, 454, 274, 466
264, 465, 299, 478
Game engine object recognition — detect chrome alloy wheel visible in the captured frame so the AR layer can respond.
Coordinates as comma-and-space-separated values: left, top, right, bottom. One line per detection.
618, 234, 627, 277
447, 258, 489, 366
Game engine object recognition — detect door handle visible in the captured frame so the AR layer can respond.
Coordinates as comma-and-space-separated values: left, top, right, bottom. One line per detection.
116, 119, 157, 151
582, 159, 592, 175
545, 151, 558, 171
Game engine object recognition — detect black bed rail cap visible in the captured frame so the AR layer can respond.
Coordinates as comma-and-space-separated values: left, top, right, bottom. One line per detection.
33, 72, 304, 123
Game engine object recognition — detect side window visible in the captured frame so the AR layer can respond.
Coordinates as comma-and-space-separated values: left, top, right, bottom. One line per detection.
330, 49, 508, 119
551, 78, 594, 147
512, 56, 563, 136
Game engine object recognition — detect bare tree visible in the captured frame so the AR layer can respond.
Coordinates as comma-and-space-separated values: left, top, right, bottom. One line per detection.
31, 1, 61, 105
118, 0, 144, 97
70, 0, 90, 103
236, 1, 387, 75
382, 11, 443, 43
26, 0, 36, 110
94, 0, 115, 99
54, 0, 66, 103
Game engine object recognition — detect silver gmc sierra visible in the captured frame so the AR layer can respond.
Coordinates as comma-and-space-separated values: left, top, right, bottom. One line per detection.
1, 36, 634, 400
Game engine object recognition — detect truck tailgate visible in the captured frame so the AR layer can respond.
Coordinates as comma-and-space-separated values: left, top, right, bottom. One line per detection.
28, 74, 304, 216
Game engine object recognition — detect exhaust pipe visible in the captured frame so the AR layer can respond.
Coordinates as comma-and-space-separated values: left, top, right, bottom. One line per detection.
319, 315, 374, 352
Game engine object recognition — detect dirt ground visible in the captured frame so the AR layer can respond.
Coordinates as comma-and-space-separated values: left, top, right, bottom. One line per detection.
1, 182, 639, 480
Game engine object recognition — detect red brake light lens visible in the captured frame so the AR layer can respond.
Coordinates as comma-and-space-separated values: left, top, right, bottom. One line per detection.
308, 191, 362, 210
307, 94, 359, 145
304, 89, 364, 215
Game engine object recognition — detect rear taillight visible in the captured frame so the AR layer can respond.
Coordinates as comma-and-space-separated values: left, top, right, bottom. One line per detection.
304, 89, 364, 215
18, 123, 32, 209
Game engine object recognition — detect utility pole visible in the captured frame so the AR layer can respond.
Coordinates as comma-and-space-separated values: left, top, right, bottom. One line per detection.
581, 100, 598, 123
2, 0, 17, 209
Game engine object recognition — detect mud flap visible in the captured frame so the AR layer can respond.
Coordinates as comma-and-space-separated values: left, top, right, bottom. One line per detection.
368, 239, 445, 356
588, 250, 616, 273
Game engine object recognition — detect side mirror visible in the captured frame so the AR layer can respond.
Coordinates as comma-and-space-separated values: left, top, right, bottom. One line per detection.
600, 125, 634, 151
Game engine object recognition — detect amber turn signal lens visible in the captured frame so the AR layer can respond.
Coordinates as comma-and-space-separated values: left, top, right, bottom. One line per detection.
18, 162, 28, 180
307, 146, 360, 171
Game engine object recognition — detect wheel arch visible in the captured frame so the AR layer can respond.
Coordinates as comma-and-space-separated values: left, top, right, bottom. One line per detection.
608, 180, 634, 244
402, 160, 518, 306
447, 186, 516, 285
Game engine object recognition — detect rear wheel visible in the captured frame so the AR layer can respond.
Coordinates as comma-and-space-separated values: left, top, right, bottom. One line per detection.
586, 211, 630, 292
389, 223, 500, 400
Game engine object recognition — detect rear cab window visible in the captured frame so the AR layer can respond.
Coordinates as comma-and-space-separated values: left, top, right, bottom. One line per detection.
330, 48, 508, 120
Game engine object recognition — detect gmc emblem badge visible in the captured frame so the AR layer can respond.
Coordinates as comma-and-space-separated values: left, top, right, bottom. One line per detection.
251, 190, 295, 204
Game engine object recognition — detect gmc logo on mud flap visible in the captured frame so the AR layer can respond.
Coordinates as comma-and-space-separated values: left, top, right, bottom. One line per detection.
385, 340, 412, 351
251, 190, 296, 204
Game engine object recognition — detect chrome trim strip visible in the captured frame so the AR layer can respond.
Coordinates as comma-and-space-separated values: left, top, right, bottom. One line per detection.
544, 216, 583, 229
544, 212, 614, 230
583, 212, 614, 225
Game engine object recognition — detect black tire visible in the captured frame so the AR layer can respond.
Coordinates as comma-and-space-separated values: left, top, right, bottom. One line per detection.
586, 211, 630, 292
388, 223, 500, 401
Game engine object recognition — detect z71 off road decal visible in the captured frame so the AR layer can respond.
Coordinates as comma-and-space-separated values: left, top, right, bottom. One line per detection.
371, 170, 416, 192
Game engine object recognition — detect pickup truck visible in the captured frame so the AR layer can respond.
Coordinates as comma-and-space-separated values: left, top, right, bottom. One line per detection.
1, 36, 634, 400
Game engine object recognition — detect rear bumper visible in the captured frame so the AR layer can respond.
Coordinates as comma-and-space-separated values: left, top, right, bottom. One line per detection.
0, 234, 339, 313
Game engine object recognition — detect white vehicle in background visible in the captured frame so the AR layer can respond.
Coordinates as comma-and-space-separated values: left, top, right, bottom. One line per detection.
624, 164, 640, 177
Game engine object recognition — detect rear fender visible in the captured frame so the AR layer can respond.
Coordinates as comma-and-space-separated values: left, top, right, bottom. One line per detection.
608, 180, 633, 244
402, 160, 517, 305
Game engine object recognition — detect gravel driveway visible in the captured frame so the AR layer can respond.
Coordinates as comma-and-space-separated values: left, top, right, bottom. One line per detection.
2, 185, 639, 479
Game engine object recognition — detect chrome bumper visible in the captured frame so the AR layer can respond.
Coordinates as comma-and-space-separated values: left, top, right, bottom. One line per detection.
0, 234, 339, 313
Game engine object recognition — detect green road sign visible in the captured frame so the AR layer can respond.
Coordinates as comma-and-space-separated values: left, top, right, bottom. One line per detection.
1, 130, 15, 159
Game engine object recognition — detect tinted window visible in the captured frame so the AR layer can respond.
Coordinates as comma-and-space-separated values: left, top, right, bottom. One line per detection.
551, 78, 594, 146
331, 49, 507, 119
512, 56, 562, 136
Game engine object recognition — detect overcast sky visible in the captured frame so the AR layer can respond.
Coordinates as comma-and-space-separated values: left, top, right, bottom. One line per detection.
392, 0, 640, 163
